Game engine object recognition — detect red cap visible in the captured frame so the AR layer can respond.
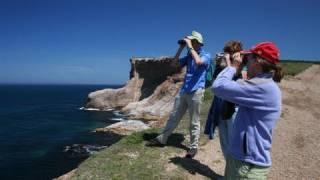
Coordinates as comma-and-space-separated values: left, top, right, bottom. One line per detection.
242, 42, 280, 64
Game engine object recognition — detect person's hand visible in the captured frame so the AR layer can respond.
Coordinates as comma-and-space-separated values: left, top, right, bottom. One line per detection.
232, 52, 242, 69
184, 38, 193, 49
232, 52, 242, 63
224, 53, 232, 67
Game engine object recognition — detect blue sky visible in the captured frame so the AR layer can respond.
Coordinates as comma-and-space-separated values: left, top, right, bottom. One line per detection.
0, 0, 319, 84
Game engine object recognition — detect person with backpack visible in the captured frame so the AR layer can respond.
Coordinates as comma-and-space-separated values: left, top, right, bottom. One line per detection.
204, 41, 243, 158
147, 31, 211, 158
213, 42, 284, 179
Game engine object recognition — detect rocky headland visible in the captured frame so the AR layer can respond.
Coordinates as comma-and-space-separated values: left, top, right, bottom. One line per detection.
85, 57, 185, 130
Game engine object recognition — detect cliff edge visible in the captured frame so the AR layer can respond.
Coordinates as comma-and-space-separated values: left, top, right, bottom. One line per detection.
85, 57, 185, 123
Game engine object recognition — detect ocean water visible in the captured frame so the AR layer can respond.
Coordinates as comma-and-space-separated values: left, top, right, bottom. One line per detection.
0, 85, 124, 180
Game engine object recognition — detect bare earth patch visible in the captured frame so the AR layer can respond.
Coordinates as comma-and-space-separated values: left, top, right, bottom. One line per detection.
270, 65, 320, 179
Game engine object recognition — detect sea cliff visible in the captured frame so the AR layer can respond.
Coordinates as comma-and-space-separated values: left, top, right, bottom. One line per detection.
85, 57, 185, 124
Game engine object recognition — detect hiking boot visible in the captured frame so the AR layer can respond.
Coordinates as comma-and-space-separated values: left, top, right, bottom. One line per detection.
185, 148, 198, 158
145, 138, 165, 147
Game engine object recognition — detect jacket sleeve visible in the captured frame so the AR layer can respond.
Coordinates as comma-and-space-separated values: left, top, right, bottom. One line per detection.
212, 67, 266, 109
200, 53, 211, 67
179, 56, 188, 67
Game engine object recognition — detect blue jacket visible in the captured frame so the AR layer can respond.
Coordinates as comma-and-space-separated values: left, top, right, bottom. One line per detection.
204, 95, 222, 139
179, 48, 211, 94
212, 67, 281, 167
204, 65, 236, 140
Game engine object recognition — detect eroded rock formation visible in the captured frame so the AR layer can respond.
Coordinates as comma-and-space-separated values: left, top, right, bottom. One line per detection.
85, 57, 185, 123
94, 120, 151, 135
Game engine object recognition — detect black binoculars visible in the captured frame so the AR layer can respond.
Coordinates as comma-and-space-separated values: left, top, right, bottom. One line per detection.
178, 39, 186, 45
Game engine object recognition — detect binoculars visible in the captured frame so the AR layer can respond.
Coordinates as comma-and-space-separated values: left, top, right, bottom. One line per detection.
177, 39, 186, 45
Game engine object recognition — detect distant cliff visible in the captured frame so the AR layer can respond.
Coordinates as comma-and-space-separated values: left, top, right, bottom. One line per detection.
85, 57, 185, 123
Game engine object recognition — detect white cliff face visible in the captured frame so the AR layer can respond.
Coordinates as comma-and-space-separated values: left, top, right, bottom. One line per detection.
121, 71, 185, 122
86, 76, 143, 109
85, 57, 184, 123
94, 120, 151, 135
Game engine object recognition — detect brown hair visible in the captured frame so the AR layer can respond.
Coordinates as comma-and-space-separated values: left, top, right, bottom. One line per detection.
257, 58, 284, 83
223, 40, 243, 54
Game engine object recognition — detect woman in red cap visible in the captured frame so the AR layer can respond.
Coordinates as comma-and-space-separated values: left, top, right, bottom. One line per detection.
212, 42, 284, 179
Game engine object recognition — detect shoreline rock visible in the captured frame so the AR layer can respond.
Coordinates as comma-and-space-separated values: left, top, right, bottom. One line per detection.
94, 120, 151, 136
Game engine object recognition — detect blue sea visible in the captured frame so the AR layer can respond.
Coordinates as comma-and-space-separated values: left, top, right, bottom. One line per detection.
0, 84, 124, 180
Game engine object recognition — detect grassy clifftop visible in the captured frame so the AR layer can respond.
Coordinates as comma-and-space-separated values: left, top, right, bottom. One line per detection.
281, 61, 315, 76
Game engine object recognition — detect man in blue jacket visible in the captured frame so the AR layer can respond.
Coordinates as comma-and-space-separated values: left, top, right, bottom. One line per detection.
147, 31, 211, 158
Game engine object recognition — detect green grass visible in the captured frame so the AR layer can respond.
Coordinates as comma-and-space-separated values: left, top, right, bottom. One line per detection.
70, 98, 213, 180
204, 88, 213, 102
71, 129, 187, 180
281, 61, 314, 76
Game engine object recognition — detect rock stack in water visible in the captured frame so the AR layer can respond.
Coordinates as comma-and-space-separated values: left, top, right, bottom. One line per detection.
85, 57, 185, 126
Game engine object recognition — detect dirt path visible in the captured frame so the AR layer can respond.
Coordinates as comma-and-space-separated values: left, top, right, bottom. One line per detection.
169, 65, 320, 180
270, 65, 320, 179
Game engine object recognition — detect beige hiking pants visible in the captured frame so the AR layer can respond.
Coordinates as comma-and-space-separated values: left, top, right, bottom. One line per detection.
156, 88, 204, 149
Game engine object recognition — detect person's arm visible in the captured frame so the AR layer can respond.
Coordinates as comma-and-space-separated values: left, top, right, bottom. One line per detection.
174, 45, 185, 61
179, 56, 188, 67
212, 53, 270, 109
171, 44, 186, 67
212, 67, 266, 109
184, 38, 204, 65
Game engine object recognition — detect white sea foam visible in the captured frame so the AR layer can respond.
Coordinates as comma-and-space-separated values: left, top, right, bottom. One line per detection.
79, 107, 115, 112
113, 110, 125, 116
79, 107, 101, 111
110, 117, 125, 121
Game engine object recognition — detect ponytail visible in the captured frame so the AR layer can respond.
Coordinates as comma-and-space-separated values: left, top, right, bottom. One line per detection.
258, 58, 284, 83
272, 65, 284, 83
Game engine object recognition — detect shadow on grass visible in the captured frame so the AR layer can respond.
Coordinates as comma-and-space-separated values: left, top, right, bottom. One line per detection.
143, 132, 189, 150
169, 156, 223, 180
